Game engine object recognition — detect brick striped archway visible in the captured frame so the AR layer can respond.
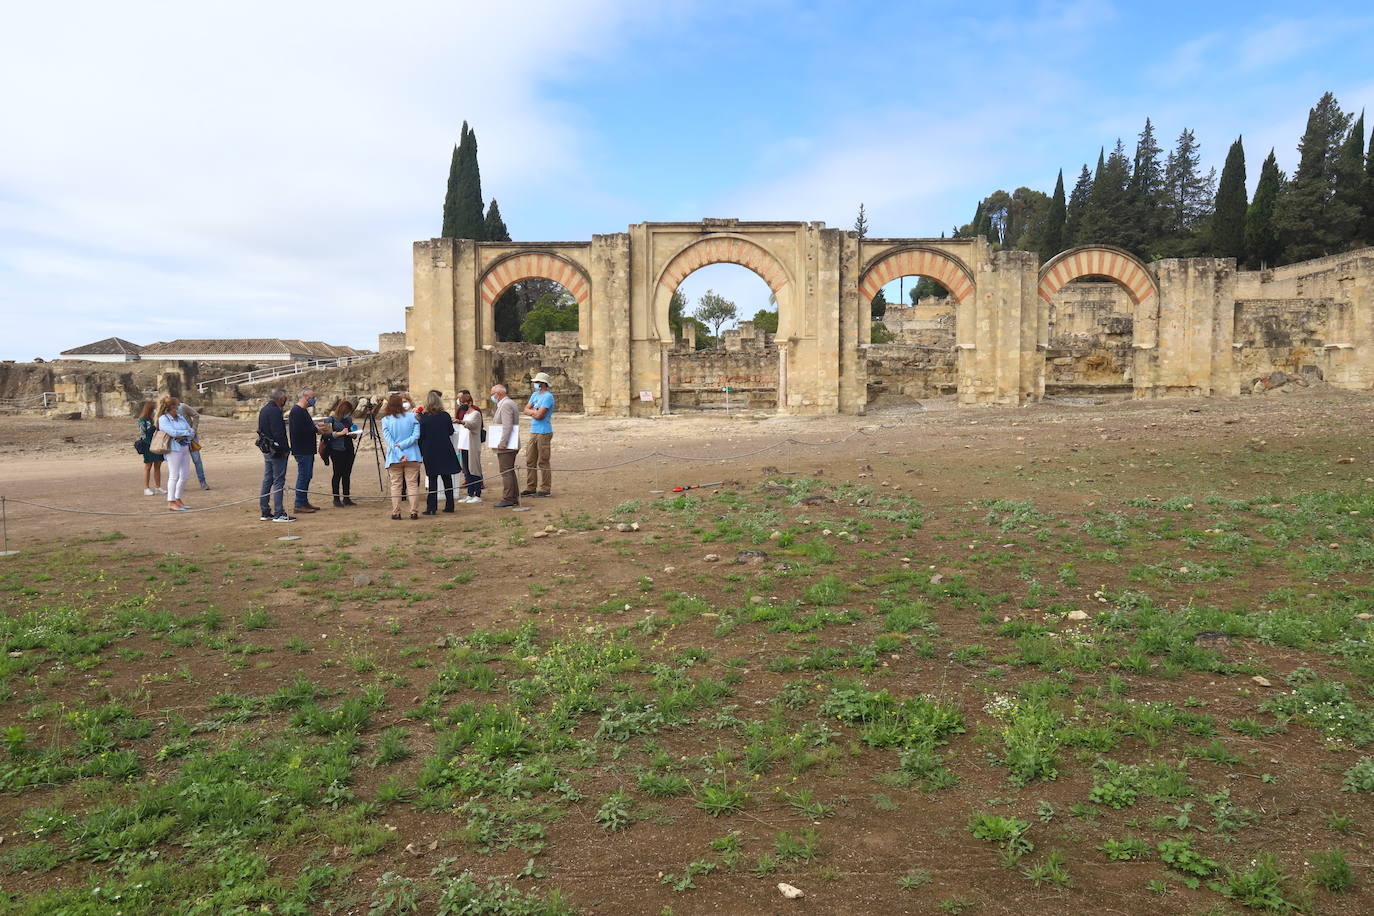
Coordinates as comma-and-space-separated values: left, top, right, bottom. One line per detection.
656, 235, 792, 297
1038, 246, 1157, 304
479, 251, 592, 311
859, 246, 976, 304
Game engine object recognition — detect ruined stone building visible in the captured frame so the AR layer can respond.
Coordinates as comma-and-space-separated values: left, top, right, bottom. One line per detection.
403, 221, 1372, 415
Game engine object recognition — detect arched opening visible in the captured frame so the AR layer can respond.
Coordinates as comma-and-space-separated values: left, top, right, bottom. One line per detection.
657, 238, 792, 411
859, 247, 975, 406
654, 236, 796, 411
674, 263, 776, 349
488, 279, 579, 345
478, 251, 591, 345
1038, 247, 1156, 398
492, 279, 577, 343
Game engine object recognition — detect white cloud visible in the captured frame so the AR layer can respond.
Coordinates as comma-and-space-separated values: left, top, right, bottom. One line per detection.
0, 0, 647, 358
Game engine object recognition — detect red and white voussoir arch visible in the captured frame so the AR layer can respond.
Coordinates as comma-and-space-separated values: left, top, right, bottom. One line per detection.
480, 252, 592, 309
1038, 246, 1157, 305
859, 247, 976, 305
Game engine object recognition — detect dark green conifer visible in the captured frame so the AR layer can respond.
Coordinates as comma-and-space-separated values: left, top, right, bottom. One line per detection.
1245, 149, 1284, 268
453, 125, 487, 240
1332, 111, 1365, 248
440, 140, 462, 238
1065, 164, 1093, 246
1211, 137, 1248, 261
1040, 170, 1066, 262
1276, 92, 1353, 262
484, 199, 511, 242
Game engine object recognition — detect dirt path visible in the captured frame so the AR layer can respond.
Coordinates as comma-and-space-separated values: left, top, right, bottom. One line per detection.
2, 390, 1371, 555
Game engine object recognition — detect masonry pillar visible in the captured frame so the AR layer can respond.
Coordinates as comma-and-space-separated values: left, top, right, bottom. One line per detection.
1326, 253, 1374, 389
408, 240, 459, 400
833, 227, 867, 414
963, 250, 1039, 405
1149, 258, 1235, 397
584, 232, 632, 416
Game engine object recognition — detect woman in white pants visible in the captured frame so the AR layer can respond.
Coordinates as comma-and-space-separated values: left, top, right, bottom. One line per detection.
155, 395, 197, 511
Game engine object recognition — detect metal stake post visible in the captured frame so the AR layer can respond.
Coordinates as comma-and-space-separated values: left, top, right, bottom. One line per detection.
0, 496, 16, 556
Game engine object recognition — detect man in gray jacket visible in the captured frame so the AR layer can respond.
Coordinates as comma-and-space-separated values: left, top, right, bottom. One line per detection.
489, 384, 521, 507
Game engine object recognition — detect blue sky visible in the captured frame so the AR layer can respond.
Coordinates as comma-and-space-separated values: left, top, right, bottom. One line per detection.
2, 0, 1371, 358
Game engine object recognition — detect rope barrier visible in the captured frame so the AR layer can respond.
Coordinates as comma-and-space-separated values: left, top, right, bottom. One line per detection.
0, 421, 900, 522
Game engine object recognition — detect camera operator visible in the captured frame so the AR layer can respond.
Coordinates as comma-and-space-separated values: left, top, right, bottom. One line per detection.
257, 388, 293, 522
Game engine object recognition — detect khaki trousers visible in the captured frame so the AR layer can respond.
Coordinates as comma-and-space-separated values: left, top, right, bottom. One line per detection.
525, 432, 552, 494
496, 449, 520, 504
387, 462, 422, 513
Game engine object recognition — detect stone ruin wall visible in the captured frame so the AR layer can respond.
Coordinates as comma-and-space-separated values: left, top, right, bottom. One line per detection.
10, 250, 1372, 420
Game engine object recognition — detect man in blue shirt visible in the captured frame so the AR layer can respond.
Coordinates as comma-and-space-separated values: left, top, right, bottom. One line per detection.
521, 372, 555, 498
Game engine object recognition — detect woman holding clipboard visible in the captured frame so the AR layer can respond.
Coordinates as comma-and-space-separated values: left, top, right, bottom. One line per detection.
453, 390, 485, 503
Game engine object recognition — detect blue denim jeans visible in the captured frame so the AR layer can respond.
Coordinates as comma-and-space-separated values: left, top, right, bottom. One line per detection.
293, 454, 314, 507
260, 455, 288, 517
190, 449, 207, 485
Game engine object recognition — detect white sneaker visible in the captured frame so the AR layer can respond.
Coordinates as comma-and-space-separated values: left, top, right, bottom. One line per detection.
465, 496, 482, 503
144, 488, 154, 496
154, 487, 167, 494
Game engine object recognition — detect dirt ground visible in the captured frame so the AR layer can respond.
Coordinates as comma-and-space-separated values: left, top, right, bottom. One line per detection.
3, 390, 1368, 548
4, 390, 1374, 914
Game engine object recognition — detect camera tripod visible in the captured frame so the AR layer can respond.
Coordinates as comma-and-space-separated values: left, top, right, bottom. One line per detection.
354, 397, 386, 493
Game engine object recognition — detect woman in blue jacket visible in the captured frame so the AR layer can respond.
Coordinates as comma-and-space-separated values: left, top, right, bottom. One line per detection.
154, 395, 198, 511
380, 392, 422, 520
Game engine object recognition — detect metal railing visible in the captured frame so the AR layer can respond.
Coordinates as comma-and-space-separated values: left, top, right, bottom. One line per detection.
197, 354, 374, 392
0, 392, 62, 409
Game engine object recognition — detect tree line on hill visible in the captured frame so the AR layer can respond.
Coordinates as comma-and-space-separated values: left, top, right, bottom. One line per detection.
951, 92, 1373, 270
440, 123, 577, 343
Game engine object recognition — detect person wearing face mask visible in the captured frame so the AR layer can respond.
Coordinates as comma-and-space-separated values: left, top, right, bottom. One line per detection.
521, 372, 555, 499
381, 393, 423, 520
453, 389, 484, 503
489, 383, 521, 508
288, 387, 324, 513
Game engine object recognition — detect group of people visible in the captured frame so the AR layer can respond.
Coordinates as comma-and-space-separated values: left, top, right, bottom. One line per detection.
134, 395, 207, 510
255, 374, 555, 522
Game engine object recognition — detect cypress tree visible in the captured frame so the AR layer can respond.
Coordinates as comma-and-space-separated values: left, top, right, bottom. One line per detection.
1332, 111, 1365, 249
453, 126, 487, 240
1364, 120, 1374, 245
1124, 118, 1164, 256
440, 141, 462, 238
484, 199, 511, 242
871, 287, 887, 321
1211, 137, 1248, 261
1276, 92, 1352, 263
1076, 150, 1108, 245
1065, 164, 1093, 246
1245, 149, 1284, 268
1040, 170, 1067, 262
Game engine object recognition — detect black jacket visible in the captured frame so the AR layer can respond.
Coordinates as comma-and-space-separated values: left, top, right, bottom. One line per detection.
288, 404, 317, 456
418, 410, 460, 476
257, 402, 289, 458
